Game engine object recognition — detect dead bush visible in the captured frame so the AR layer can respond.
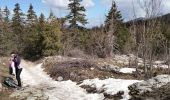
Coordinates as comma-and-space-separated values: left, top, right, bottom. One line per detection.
44, 59, 101, 81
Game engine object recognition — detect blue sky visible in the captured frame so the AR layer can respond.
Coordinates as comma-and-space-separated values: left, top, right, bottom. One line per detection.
1, 0, 170, 27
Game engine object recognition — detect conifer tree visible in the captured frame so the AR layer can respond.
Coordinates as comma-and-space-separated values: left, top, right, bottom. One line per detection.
24, 4, 39, 59
0, 8, 3, 26
0, 8, 4, 55
48, 10, 55, 21
27, 4, 37, 25
4, 6, 10, 23
38, 13, 45, 31
37, 13, 46, 57
66, 0, 87, 28
104, 1, 129, 55
12, 3, 25, 35
105, 1, 123, 33
3, 6, 10, 33
42, 12, 61, 56
0, 7, 13, 55
11, 3, 25, 52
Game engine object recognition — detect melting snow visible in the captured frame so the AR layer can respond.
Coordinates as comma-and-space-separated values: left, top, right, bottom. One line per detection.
11, 60, 140, 100
14, 60, 104, 100
119, 68, 136, 74
80, 78, 140, 100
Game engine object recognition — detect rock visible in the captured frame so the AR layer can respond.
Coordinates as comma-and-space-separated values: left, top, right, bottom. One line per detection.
129, 75, 170, 100
57, 76, 63, 81
90, 67, 94, 70
80, 85, 98, 93
104, 91, 124, 100
100, 64, 120, 73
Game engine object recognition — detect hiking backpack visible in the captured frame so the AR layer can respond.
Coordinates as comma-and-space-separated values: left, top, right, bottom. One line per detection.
3, 77, 18, 88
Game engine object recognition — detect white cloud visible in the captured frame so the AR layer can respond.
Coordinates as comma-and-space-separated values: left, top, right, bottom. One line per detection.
43, 0, 95, 9
81, 0, 95, 8
43, 0, 69, 9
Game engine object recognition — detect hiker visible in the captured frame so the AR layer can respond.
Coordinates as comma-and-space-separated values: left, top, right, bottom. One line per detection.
10, 52, 22, 87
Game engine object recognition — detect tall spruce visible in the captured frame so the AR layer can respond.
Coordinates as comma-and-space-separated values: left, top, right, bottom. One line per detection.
24, 4, 39, 59
0, 8, 3, 25
0, 8, 4, 55
0, 8, 3, 28
42, 12, 61, 56
11, 3, 25, 53
66, 0, 87, 28
37, 13, 46, 57
26, 4, 37, 25
48, 10, 55, 21
104, 1, 124, 56
0, 6, 13, 55
38, 13, 45, 31
3, 6, 10, 33
4, 6, 10, 23
105, 1, 123, 30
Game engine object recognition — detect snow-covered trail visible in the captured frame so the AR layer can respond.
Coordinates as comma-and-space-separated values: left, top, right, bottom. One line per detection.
11, 60, 104, 100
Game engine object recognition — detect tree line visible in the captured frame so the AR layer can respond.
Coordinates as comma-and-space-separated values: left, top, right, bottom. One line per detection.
0, 0, 169, 63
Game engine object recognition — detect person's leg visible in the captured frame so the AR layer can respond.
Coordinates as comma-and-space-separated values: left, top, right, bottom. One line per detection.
16, 68, 22, 87
9, 67, 12, 75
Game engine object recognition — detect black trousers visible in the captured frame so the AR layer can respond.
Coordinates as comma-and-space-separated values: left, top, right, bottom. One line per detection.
15, 68, 22, 87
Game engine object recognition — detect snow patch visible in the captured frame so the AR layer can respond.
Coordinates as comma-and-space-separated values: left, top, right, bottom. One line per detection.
119, 68, 136, 74
80, 78, 140, 100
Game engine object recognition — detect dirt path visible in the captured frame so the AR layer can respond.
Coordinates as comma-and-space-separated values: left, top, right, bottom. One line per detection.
10, 60, 104, 100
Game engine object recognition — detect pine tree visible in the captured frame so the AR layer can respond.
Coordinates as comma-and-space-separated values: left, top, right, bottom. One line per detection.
104, 1, 127, 56
42, 12, 61, 56
0, 8, 3, 25
4, 6, 10, 23
0, 8, 4, 55
24, 4, 39, 59
27, 4, 37, 25
38, 13, 45, 31
37, 13, 46, 57
11, 3, 25, 53
0, 7, 13, 55
66, 0, 87, 28
3, 6, 10, 33
105, 1, 123, 33
48, 10, 55, 22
